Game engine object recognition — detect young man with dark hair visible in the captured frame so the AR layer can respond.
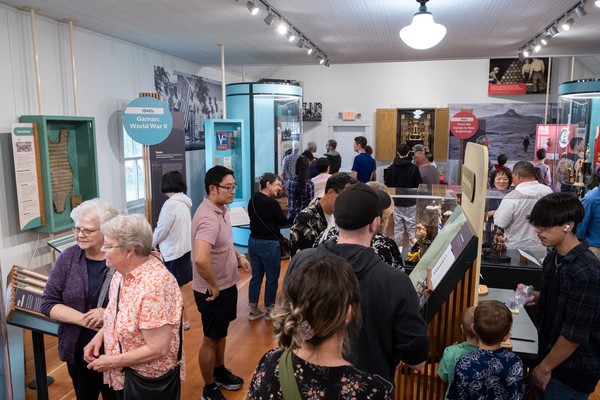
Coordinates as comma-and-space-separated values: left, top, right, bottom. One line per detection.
384, 143, 423, 248
448, 300, 526, 399
193, 165, 252, 400
524, 192, 600, 398
289, 172, 355, 255
351, 136, 376, 183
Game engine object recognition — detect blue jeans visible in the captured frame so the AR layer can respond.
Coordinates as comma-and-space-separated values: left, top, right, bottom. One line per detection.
248, 237, 281, 309
535, 378, 589, 400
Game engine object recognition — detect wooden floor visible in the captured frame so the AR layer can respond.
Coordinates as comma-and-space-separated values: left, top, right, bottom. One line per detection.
24, 260, 288, 400
22, 257, 600, 400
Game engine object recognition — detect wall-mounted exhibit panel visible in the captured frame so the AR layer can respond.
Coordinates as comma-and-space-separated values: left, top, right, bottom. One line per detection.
19, 116, 99, 233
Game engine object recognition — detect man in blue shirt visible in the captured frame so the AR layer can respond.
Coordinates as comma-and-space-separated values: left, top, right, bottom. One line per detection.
351, 136, 376, 183
576, 167, 600, 259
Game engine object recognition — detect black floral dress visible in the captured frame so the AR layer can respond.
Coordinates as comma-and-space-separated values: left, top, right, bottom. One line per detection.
248, 348, 393, 400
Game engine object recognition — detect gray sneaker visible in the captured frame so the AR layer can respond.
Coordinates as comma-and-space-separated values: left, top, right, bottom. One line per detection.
248, 309, 266, 321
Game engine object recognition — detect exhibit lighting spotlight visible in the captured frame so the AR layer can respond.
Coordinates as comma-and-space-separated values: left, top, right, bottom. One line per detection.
296, 37, 305, 48
246, 1, 259, 16
286, 29, 296, 42
264, 10, 276, 26
562, 13, 574, 31
399, 0, 446, 50
574, 3, 586, 18
533, 40, 541, 52
518, 50, 525, 61
596, 0, 600, 7
523, 46, 531, 57
541, 32, 551, 46
319, 57, 325, 65
306, 45, 314, 55
324, 59, 331, 67
548, 24, 559, 37
276, 18, 288, 34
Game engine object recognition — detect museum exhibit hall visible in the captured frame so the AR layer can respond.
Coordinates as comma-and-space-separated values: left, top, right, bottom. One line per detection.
0, 0, 600, 399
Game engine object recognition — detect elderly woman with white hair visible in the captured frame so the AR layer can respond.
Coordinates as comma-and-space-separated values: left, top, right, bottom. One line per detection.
41, 198, 118, 399
84, 214, 184, 398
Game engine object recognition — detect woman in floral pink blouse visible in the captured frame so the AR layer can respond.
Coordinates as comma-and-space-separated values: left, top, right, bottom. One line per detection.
83, 214, 184, 395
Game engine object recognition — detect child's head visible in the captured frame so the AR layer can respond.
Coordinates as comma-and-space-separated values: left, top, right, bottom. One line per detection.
473, 301, 512, 346
460, 306, 477, 340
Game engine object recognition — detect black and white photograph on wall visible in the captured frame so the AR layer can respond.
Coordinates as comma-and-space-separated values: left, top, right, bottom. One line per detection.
154, 66, 223, 151
302, 102, 322, 121
487, 58, 550, 96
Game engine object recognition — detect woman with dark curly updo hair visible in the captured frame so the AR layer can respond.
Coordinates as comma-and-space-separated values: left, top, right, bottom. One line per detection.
248, 255, 393, 399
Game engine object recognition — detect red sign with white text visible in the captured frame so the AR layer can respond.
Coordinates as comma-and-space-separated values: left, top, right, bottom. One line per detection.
450, 111, 479, 139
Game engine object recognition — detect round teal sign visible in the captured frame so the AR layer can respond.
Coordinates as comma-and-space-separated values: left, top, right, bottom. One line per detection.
123, 97, 172, 145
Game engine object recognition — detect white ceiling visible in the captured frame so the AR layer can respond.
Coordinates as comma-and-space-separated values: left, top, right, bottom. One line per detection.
2, 0, 600, 76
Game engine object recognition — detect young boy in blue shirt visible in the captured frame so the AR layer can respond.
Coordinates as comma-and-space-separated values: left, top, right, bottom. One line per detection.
447, 300, 526, 400
438, 306, 478, 399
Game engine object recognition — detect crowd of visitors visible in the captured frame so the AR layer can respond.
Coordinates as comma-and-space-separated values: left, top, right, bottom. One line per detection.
39, 132, 600, 400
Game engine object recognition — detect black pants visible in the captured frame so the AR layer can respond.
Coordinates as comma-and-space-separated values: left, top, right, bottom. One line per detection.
67, 348, 116, 400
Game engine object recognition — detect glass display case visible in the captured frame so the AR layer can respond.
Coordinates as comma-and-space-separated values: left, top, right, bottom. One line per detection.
388, 184, 459, 265
204, 119, 249, 207
553, 79, 600, 195
18, 115, 99, 233
226, 81, 302, 188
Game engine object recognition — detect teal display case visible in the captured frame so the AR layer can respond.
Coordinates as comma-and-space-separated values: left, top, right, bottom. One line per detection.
19, 115, 99, 233
226, 82, 302, 185
204, 119, 250, 245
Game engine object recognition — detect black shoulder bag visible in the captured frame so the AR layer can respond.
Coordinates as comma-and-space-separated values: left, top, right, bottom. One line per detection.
116, 282, 183, 400
252, 197, 291, 257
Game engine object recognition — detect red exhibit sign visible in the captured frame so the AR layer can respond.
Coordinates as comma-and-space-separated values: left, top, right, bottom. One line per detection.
450, 111, 479, 139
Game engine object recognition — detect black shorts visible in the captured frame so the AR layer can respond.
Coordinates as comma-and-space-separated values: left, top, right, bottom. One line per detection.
194, 285, 238, 339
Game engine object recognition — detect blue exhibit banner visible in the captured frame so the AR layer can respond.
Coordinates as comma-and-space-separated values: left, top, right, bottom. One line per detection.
123, 97, 173, 145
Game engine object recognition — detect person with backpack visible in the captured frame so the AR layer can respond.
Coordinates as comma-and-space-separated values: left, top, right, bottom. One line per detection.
557, 137, 584, 193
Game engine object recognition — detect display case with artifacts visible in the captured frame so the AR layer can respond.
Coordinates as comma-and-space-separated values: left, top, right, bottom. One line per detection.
398, 109, 435, 154
19, 116, 99, 233
389, 185, 459, 266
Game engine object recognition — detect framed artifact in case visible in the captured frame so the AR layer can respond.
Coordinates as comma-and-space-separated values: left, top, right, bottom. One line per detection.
18, 115, 99, 233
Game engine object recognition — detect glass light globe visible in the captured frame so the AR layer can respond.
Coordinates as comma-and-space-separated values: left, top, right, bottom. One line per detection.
400, 12, 447, 50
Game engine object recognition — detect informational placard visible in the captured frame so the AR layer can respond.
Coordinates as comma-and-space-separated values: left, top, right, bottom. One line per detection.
149, 114, 186, 229
11, 123, 44, 230
450, 111, 478, 139
123, 97, 173, 145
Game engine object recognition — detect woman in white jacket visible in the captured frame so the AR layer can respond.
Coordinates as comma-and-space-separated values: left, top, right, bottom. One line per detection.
153, 170, 193, 329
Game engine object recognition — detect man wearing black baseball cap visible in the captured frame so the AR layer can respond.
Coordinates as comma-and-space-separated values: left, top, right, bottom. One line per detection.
285, 183, 428, 384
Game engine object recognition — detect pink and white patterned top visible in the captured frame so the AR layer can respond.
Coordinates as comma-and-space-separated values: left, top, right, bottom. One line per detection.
103, 256, 185, 390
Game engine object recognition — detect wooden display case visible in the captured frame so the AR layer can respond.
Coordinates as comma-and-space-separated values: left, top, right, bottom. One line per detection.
19, 115, 99, 233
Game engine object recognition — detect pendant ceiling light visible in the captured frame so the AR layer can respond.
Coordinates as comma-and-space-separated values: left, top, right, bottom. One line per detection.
400, 0, 446, 50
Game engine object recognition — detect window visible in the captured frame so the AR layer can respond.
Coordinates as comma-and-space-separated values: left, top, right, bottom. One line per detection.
123, 133, 145, 211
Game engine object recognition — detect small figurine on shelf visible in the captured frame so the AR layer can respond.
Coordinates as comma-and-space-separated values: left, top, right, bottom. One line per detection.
406, 224, 429, 265
493, 227, 508, 259
425, 202, 442, 240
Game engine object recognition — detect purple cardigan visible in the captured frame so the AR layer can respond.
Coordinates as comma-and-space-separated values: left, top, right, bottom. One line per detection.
40, 245, 109, 364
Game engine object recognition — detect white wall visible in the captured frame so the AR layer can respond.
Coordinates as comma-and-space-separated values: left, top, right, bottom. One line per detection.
267, 58, 594, 157
0, 4, 253, 280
